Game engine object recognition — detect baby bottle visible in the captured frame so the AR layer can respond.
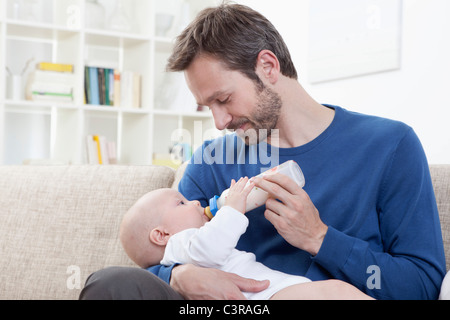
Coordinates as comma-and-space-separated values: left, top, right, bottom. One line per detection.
204, 160, 305, 220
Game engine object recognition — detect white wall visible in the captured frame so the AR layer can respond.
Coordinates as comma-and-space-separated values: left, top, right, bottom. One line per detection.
238, 0, 450, 164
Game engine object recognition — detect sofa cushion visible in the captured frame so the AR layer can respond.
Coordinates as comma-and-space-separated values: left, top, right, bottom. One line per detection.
440, 271, 450, 300
0, 165, 175, 300
430, 165, 450, 272
172, 162, 188, 189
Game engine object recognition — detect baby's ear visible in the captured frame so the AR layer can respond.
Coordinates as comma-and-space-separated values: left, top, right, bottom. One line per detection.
149, 227, 169, 246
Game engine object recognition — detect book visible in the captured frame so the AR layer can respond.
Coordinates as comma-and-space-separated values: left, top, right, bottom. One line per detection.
107, 140, 117, 164
29, 91, 74, 102
98, 135, 110, 165
104, 68, 110, 106
85, 67, 123, 107
113, 70, 121, 107
25, 70, 75, 102
132, 72, 141, 108
120, 71, 141, 108
84, 67, 91, 105
28, 82, 73, 102
98, 68, 105, 106
37, 62, 74, 73
87, 67, 100, 105
86, 135, 99, 165
86, 135, 117, 165
93, 135, 104, 164
152, 153, 182, 169
27, 70, 75, 84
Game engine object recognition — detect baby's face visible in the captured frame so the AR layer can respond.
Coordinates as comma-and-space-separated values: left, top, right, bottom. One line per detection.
158, 189, 210, 235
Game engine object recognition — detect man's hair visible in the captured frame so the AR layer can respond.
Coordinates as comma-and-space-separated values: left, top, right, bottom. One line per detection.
166, 2, 298, 83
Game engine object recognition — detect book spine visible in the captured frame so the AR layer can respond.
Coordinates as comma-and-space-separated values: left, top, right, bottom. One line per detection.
31, 92, 73, 100
37, 62, 74, 73
85, 67, 91, 104
30, 83, 73, 94
98, 68, 105, 106
113, 70, 121, 107
104, 69, 110, 106
132, 73, 141, 108
93, 135, 103, 164
88, 67, 100, 105
120, 71, 131, 108
99, 136, 110, 165
86, 135, 99, 164
28, 70, 75, 84
120, 71, 141, 108
108, 69, 114, 106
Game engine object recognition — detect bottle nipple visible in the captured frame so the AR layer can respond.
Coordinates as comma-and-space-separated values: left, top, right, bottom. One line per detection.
204, 207, 214, 220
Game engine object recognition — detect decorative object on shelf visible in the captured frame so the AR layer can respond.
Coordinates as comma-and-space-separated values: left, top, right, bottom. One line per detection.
5, 58, 34, 101
6, 73, 24, 101
108, 0, 133, 33
155, 13, 174, 37
85, 0, 106, 29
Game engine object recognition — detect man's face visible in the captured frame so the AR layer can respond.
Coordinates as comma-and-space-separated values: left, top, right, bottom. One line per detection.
185, 54, 282, 145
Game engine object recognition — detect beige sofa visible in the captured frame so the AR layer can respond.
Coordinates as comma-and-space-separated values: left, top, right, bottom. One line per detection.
0, 164, 449, 300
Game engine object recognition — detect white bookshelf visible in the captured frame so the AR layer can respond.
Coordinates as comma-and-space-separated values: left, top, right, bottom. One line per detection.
0, 0, 220, 166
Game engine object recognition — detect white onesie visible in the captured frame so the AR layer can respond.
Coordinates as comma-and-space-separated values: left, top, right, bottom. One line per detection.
161, 206, 311, 300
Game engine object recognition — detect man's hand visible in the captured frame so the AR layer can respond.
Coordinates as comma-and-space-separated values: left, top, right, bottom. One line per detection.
253, 173, 328, 256
170, 264, 269, 300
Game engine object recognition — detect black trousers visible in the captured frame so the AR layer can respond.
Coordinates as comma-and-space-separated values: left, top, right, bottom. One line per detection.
79, 267, 184, 300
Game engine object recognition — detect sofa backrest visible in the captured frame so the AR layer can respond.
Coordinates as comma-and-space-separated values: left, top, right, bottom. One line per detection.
0, 165, 175, 300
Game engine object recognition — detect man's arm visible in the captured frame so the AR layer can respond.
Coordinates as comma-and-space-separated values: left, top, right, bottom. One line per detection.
147, 263, 270, 300
170, 264, 270, 300
315, 129, 445, 299
255, 128, 446, 300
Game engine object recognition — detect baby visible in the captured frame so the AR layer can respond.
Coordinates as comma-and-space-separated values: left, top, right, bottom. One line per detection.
120, 177, 372, 300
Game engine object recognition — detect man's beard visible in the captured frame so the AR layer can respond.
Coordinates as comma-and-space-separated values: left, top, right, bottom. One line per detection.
227, 83, 282, 145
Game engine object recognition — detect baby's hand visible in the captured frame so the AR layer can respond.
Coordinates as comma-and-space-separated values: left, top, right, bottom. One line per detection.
224, 177, 255, 214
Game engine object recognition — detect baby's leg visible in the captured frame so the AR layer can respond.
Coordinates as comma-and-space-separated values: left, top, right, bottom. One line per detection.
270, 280, 374, 300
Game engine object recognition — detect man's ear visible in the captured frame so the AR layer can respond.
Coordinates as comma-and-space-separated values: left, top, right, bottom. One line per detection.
149, 227, 170, 246
256, 50, 280, 84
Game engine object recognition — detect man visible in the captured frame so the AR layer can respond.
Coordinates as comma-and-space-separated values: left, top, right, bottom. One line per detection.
80, 3, 445, 300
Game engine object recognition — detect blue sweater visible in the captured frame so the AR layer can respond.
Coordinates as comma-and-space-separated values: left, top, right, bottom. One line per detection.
150, 105, 446, 300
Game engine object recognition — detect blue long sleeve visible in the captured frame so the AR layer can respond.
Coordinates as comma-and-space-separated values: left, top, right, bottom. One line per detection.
147, 264, 176, 284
